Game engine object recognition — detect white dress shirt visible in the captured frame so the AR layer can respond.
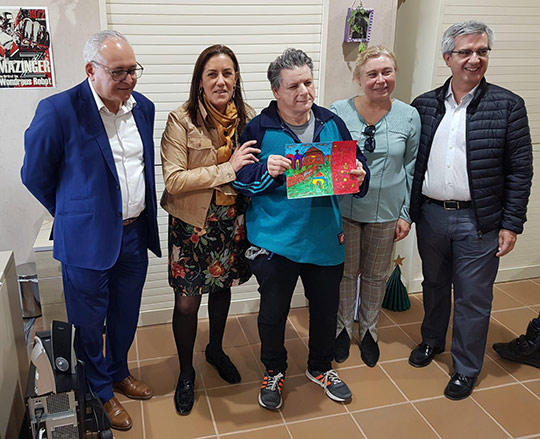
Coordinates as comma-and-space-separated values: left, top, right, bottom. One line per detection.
88, 79, 146, 220
422, 82, 479, 201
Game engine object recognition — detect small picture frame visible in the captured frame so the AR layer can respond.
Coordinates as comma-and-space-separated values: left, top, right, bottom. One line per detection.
344, 7, 374, 43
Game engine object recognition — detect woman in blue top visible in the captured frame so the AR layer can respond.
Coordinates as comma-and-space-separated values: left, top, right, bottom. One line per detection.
330, 46, 420, 367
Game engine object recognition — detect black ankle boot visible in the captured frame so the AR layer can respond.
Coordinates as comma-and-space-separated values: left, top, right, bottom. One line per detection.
493, 319, 540, 368
334, 328, 351, 363
360, 331, 380, 367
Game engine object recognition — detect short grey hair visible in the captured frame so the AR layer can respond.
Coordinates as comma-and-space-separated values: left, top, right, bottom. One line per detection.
441, 20, 495, 54
83, 30, 129, 64
267, 48, 313, 90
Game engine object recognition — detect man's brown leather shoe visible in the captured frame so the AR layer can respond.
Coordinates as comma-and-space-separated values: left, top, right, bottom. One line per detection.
113, 374, 153, 400
104, 396, 132, 431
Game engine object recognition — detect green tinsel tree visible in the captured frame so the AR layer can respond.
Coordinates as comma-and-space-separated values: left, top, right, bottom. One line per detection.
382, 258, 410, 312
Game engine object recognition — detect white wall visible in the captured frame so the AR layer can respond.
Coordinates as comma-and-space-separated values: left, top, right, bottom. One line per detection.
0, 0, 101, 269
392, 0, 443, 291
393, 0, 442, 103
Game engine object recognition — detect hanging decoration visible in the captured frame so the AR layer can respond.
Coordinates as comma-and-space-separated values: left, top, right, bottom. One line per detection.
344, 0, 374, 52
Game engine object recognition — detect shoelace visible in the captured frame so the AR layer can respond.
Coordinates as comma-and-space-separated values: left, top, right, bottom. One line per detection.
264, 372, 284, 391
320, 369, 342, 386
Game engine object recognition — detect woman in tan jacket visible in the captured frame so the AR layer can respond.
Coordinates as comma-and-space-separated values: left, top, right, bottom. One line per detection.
160, 45, 259, 415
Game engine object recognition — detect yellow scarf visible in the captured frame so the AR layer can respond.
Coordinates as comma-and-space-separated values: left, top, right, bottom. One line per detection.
203, 94, 239, 206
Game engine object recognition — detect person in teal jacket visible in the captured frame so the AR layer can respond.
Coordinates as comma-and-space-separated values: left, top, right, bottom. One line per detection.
329, 46, 420, 367
233, 48, 369, 410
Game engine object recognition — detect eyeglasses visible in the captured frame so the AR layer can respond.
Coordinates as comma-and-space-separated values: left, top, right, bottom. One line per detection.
450, 48, 491, 59
92, 61, 144, 81
363, 124, 376, 152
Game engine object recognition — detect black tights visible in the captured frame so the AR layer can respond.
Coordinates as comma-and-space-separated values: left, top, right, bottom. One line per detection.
172, 287, 232, 380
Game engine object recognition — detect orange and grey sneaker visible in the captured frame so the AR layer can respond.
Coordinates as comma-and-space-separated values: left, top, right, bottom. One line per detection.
258, 370, 285, 409
306, 368, 352, 402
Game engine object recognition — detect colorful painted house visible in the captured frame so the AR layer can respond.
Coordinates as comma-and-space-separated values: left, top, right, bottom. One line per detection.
312, 171, 328, 190
302, 146, 324, 167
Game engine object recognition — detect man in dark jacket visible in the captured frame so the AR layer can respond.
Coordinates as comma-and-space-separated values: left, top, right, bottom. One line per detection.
407, 20, 533, 400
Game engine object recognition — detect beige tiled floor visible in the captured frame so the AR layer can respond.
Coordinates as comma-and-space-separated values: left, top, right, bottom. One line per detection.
92, 278, 540, 437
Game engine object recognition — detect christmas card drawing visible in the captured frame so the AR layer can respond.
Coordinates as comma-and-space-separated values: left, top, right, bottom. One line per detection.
285, 140, 358, 199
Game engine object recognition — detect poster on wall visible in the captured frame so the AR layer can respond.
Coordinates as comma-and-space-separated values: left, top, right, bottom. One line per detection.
0, 6, 55, 88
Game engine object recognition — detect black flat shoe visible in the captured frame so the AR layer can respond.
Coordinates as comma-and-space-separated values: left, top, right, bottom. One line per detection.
360, 332, 379, 367
408, 342, 444, 368
444, 372, 477, 400
334, 328, 351, 364
174, 377, 195, 415
205, 345, 241, 384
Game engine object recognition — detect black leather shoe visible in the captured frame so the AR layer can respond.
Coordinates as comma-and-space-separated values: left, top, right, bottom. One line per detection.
334, 328, 351, 363
174, 377, 195, 415
408, 342, 444, 367
360, 332, 379, 367
205, 345, 241, 384
444, 372, 477, 400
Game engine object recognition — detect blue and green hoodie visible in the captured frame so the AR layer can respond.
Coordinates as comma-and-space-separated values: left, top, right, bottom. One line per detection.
233, 101, 369, 266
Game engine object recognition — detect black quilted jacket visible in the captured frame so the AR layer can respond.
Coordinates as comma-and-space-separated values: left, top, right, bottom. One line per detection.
410, 77, 533, 234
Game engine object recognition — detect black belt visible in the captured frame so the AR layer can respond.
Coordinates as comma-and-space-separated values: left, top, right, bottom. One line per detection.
122, 216, 139, 226
424, 197, 472, 210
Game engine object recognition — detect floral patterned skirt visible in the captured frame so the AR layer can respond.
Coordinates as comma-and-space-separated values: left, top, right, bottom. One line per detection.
168, 199, 251, 296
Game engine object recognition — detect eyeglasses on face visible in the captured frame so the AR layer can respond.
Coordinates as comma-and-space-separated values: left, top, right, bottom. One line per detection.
450, 48, 491, 59
363, 124, 376, 152
92, 61, 144, 81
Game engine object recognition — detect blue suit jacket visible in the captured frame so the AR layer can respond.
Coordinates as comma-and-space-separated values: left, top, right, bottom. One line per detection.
21, 80, 161, 270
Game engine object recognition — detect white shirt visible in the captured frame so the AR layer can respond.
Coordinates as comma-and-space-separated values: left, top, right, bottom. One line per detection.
88, 79, 146, 220
422, 82, 479, 201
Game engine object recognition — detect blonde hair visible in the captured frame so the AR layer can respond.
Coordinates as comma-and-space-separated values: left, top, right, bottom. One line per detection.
353, 45, 398, 79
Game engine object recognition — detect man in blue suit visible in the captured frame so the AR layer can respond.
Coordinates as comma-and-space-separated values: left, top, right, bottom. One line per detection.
21, 30, 161, 431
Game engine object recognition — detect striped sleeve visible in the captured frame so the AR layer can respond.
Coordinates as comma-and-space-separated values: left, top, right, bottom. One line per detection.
233, 163, 284, 196
234, 114, 285, 196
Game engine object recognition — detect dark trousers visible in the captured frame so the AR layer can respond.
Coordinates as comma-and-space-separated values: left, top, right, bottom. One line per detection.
416, 200, 499, 377
62, 216, 149, 403
250, 253, 344, 373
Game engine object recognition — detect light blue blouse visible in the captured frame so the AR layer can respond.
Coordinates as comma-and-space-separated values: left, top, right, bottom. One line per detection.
330, 97, 420, 223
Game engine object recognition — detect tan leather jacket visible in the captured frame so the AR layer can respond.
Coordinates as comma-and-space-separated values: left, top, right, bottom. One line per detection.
160, 100, 255, 228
